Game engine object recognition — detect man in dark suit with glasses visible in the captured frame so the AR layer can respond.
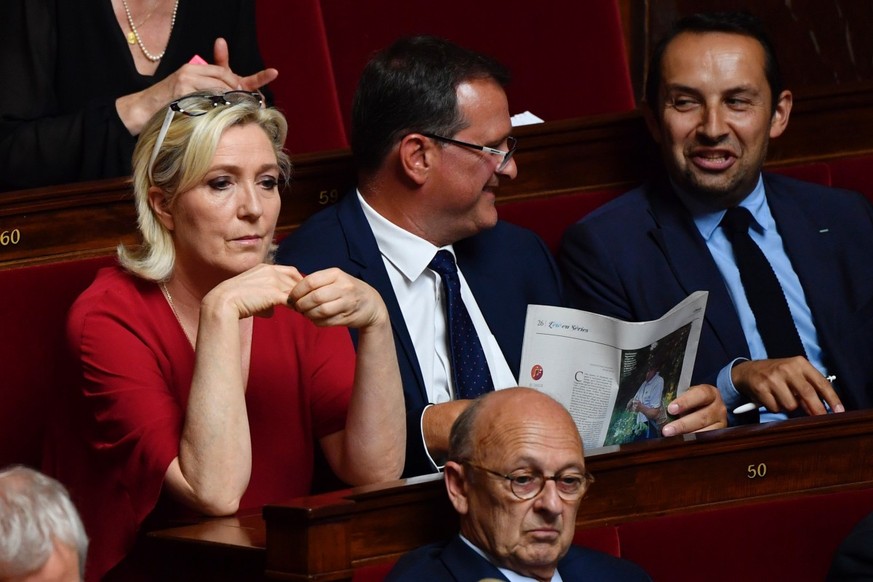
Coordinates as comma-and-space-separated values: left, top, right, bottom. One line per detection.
278, 35, 724, 479
386, 388, 651, 581
277, 36, 563, 478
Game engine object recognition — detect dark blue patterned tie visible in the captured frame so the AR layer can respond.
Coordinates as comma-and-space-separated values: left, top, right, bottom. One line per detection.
428, 250, 495, 399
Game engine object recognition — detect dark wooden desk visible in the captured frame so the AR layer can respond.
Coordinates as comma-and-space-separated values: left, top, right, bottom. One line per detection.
142, 511, 268, 581
147, 410, 873, 580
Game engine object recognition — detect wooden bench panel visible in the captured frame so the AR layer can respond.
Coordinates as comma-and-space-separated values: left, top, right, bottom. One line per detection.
4, 81, 873, 269
144, 411, 873, 580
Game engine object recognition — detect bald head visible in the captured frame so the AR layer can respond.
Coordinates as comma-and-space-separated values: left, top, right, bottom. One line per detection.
444, 388, 588, 580
449, 388, 583, 463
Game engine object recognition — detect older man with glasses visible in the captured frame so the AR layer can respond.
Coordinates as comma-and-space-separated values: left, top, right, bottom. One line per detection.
386, 388, 651, 581
276, 36, 563, 479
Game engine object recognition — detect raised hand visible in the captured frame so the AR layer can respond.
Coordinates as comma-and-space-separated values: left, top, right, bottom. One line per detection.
203, 264, 303, 320
288, 267, 389, 330
116, 37, 279, 135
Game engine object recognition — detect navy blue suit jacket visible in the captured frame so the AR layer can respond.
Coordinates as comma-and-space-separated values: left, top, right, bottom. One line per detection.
385, 535, 651, 581
275, 192, 563, 476
560, 173, 873, 417
828, 510, 873, 581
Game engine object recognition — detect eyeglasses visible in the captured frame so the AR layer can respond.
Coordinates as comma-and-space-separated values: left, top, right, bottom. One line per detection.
148, 90, 264, 182
423, 133, 517, 172
463, 461, 594, 501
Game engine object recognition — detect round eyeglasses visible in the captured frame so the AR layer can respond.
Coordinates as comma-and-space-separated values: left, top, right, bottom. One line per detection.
423, 133, 517, 173
464, 461, 594, 501
147, 90, 264, 182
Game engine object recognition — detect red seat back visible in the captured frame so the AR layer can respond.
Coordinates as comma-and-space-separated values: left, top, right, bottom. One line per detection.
768, 161, 832, 185
498, 188, 625, 254
256, 0, 348, 154
0, 256, 114, 468
618, 488, 873, 582
318, 0, 635, 137
828, 154, 873, 203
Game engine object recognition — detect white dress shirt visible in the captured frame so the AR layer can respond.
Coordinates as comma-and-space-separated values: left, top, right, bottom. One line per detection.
359, 192, 516, 466
633, 372, 665, 424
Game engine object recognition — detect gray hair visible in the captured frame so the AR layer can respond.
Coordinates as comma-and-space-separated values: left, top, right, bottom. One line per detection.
0, 465, 88, 580
447, 396, 487, 463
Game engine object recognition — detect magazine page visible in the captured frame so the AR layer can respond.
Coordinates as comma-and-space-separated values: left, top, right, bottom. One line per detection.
518, 291, 708, 448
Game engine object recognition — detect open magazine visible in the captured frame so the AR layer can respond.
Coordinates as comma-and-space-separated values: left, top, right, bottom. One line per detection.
518, 291, 708, 448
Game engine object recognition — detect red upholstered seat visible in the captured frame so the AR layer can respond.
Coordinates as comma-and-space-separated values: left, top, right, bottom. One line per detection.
827, 154, 873, 203
498, 188, 625, 254
617, 487, 873, 582
352, 562, 394, 582
574, 525, 622, 557
0, 255, 114, 469
768, 161, 832, 186
317, 0, 635, 137
256, 0, 348, 154
255, 2, 634, 155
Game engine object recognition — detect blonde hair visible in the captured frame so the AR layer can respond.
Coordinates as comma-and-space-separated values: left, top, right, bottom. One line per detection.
119, 92, 292, 281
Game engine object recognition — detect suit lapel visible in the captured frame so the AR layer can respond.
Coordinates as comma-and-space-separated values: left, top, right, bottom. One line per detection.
440, 536, 509, 581
763, 176, 840, 353
455, 238, 519, 379
336, 193, 428, 400
647, 182, 751, 359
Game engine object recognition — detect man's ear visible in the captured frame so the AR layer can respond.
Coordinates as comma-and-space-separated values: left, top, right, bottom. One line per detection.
769, 89, 793, 139
444, 461, 470, 516
148, 187, 174, 231
642, 102, 662, 144
398, 133, 433, 186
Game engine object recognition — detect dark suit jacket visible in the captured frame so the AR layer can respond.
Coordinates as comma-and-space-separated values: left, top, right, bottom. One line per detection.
559, 173, 873, 418
385, 535, 651, 581
275, 191, 563, 476
828, 511, 873, 581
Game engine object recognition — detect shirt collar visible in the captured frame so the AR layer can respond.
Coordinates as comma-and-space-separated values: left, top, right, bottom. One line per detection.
673, 174, 772, 241
357, 190, 449, 281
459, 535, 563, 582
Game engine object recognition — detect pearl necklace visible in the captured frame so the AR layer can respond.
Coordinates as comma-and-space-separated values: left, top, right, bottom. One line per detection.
160, 281, 195, 348
122, 0, 180, 62
124, 0, 157, 44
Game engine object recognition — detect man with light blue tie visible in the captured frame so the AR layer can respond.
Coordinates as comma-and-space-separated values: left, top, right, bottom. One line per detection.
560, 12, 873, 424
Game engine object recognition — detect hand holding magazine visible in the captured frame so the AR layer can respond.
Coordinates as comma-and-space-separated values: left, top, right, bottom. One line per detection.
518, 291, 708, 448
